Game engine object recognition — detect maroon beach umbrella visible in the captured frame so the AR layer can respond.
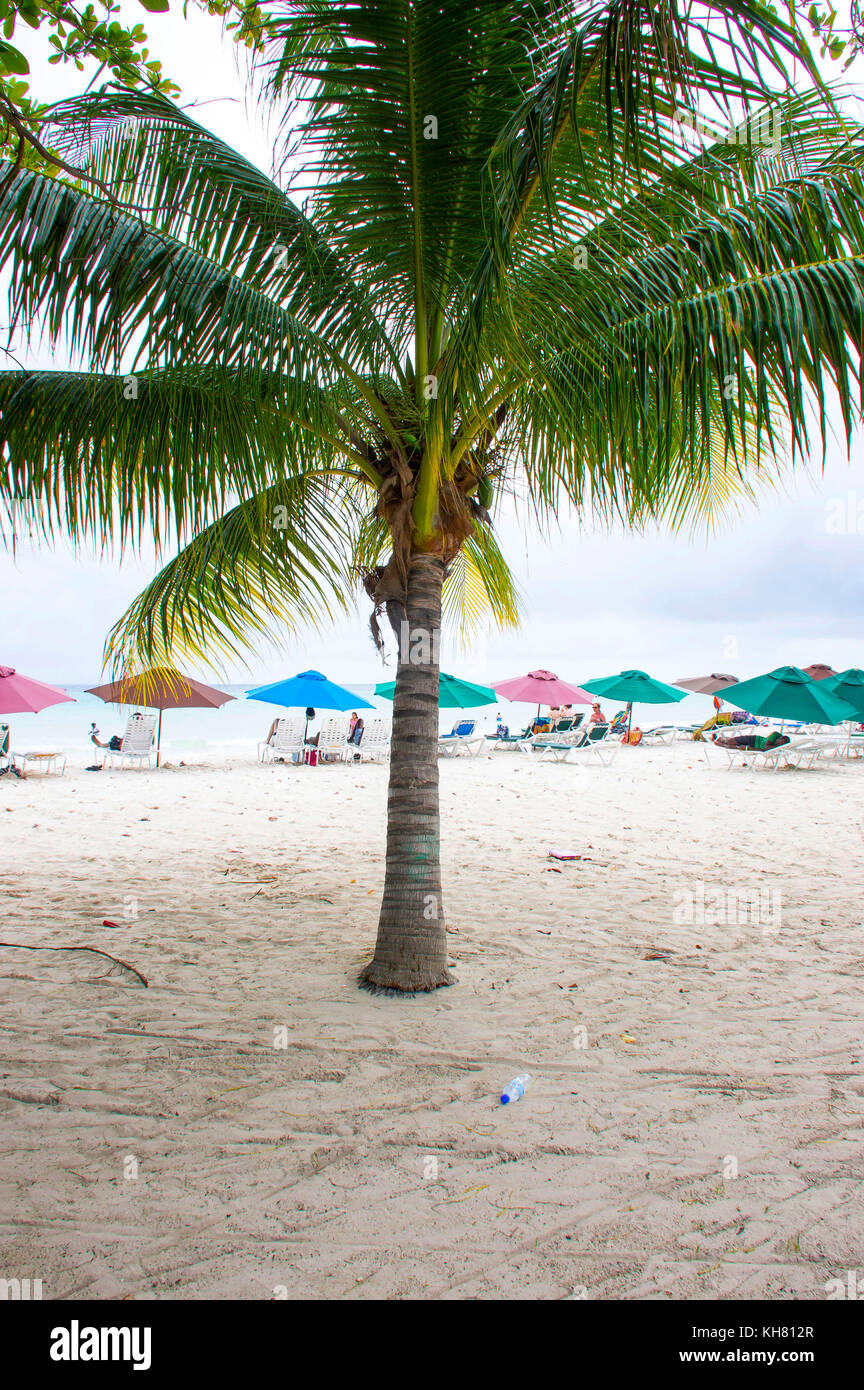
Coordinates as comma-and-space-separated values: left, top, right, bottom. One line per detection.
87, 667, 234, 767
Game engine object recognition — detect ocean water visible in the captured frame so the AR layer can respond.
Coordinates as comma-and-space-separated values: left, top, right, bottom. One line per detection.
3, 681, 712, 762
2, 683, 506, 761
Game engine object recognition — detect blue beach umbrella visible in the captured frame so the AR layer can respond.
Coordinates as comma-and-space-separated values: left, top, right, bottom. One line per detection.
247, 664, 375, 745
247, 670, 374, 747
246, 669, 374, 713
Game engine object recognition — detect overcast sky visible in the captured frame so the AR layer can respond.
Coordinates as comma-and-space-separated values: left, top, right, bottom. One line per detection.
3, 3, 863, 688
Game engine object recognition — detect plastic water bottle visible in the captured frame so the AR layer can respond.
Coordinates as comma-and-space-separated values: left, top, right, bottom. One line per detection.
500, 1073, 532, 1104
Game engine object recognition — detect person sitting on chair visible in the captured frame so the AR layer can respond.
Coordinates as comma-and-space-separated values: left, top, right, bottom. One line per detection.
90, 722, 123, 752
304, 707, 320, 746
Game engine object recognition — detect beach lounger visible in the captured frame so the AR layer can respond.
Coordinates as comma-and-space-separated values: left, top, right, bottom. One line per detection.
518, 719, 586, 760
316, 715, 351, 762
438, 719, 485, 758
845, 729, 864, 759
347, 717, 391, 762
562, 723, 616, 766
102, 714, 158, 770
708, 736, 825, 773
640, 725, 679, 745
0, 724, 8, 771
11, 750, 67, 776
488, 721, 536, 750
259, 717, 305, 763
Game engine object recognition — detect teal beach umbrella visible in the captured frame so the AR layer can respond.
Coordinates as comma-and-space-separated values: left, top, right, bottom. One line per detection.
580, 670, 689, 703
720, 666, 858, 724
375, 672, 497, 708
817, 668, 864, 720
580, 669, 687, 737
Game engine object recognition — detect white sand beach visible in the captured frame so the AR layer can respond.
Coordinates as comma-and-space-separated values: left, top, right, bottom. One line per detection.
2, 743, 863, 1300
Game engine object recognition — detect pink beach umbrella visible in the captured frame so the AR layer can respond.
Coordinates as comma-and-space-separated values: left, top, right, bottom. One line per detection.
492, 668, 593, 719
0, 665, 74, 715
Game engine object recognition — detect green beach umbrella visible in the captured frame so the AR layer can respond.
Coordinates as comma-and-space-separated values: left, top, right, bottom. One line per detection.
580, 669, 687, 738
581, 669, 688, 703
820, 668, 864, 720
720, 666, 858, 725
375, 672, 497, 708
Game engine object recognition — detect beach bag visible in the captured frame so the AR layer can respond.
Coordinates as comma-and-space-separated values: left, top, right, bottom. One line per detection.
305, 747, 320, 766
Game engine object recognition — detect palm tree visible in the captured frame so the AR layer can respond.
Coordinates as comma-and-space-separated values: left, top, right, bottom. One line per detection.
2, 1, 864, 991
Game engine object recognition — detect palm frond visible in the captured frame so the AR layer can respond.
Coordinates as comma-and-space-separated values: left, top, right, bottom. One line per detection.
441, 523, 521, 642
0, 368, 365, 550
104, 476, 357, 675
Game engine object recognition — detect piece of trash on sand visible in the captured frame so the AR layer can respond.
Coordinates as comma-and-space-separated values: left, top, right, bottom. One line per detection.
102, 920, 121, 929
500, 1073, 532, 1104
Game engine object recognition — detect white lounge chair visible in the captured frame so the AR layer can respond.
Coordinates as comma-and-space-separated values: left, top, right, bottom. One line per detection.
102, 713, 158, 770
518, 718, 586, 761
347, 717, 391, 762
316, 715, 351, 762
641, 725, 679, 745
259, 717, 305, 764
438, 719, 485, 758
11, 750, 67, 776
708, 735, 824, 773
563, 723, 617, 766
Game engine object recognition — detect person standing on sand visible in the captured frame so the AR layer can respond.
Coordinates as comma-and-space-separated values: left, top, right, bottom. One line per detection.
347, 711, 364, 746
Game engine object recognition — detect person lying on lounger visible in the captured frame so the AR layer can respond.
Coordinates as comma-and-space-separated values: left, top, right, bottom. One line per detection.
713, 730, 790, 751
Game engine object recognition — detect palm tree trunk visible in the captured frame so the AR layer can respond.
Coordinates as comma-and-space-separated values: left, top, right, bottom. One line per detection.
361, 550, 453, 992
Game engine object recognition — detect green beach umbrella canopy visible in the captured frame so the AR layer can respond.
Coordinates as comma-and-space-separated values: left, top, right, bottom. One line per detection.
720, 666, 858, 725
580, 670, 689, 704
820, 668, 864, 720
375, 672, 497, 708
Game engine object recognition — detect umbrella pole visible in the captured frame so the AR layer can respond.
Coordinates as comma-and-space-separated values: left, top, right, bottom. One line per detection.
627, 701, 633, 740
157, 709, 162, 768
